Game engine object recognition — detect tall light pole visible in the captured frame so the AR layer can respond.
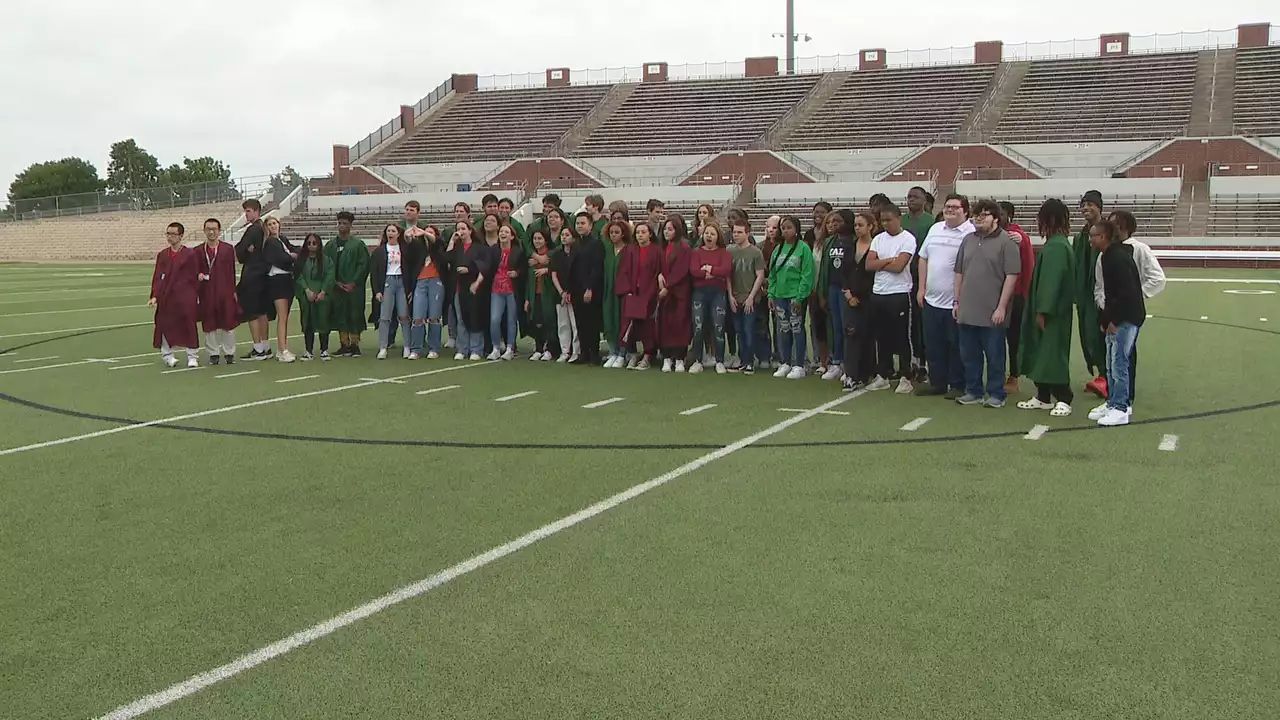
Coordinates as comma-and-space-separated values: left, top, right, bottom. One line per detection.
786, 0, 795, 75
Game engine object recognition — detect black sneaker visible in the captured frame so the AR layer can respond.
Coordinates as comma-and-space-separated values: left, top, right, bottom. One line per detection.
349, 346, 362, 358
842, 377, 865, 393
210, 354, 221, 366
240, 349, 259, 361
742, 364, 754, 376
260, 349, 274, 361
224, 354, 235, 365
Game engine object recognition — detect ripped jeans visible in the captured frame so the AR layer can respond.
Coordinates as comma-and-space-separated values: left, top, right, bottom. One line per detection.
409, 276, 444, 355
690, 286, 727, 364
772, 297, 807, 366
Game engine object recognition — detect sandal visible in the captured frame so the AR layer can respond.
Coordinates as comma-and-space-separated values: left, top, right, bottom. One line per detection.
1017, 399, 1054, 410
1050, 402, 1073, 417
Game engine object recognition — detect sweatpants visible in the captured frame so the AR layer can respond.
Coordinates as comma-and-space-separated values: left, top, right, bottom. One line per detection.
868, 292, 911, 379
204, 329, 236, 357
1007, 294, 1026, 377
160, 336, 198, 361
841, 302, 875, 384
555, 303, 579, 359
571, 297, 602, 364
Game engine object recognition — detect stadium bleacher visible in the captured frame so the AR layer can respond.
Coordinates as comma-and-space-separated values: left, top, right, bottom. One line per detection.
1208, 194, 1280, 236
1233, 46, 1280, 136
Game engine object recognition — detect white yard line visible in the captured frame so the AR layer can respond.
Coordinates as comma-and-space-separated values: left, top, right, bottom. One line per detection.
161, 366, 201, 375
359, 377, 407, 385
0, 304, 144, 318
215, 371, 259, 380
108, 363, 150, 371
679, 403, 717, 416
1024, 425, 1050, 441
1199, 315, 1209, 320
0, 290, 151, 306
0, 321, 150, 339
899, 417, 932, 431
0, 284, 153, 298
494, 390, 539, 402
94, 388, 867, 720
275, 375, 320, 384
1165, 278, 1280, 284
1158, 434, 1179, 452
12, 355, 59, 364
779, 407, 850, 416
0, 335, 305, 376
415, 384, 460, 396
582, 397, 625, 409
1262, 318, 1270, 323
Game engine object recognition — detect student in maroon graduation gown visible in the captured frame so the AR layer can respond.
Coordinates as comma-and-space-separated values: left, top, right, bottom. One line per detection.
149, 222, 201, 368
657, 214, 693, 373
196, 218, 241, 365
614, 221, 662, 369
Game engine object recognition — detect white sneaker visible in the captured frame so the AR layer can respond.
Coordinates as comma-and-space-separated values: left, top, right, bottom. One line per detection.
540, 351, 553, 361
636, 357, 651, 370
814, 365, 826, 377
867, 376, 891, 391
453, 352, 465, 361
486, 348, 501, 361
501, 348, 514, 361
568, 354, 580, 364
895, 377, 913, 394
557, 354, 570, 363
377, 349, 388, 360
187, 356, 199, 369
675, 360, 686, 373
163, 355, 178, 368
1087, 402, 1110, 420
786, 365, 806, 380
715, 362, 727, 375
773, 363, 791, 378
1097, 407, 1131, 427
445, 337, 455, 349
427, 351, 439, 359
469, 353, 483, 361
403, 347, 412, 359
407, 353, 420, 360
529, 351, 541, 362
662, 358, 673, 373
726, 354, 741, 370
822, 366, 843, 381
702, 352, 714, 366
688, 361, 703, 374
278, 350, 296, 363
626, 356, 639, 370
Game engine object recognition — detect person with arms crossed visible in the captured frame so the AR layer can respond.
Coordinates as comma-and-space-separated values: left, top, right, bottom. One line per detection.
865, 203, 917, 393
234, 198, 272, 360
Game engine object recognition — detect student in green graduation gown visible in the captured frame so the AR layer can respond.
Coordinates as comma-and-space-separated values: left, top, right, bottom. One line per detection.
325, 211, 370, 357
1017, 199, 1076, 416
586, 194, 609, 241
1073, 190, 1107, 397
601, 219, 630, 367
498, 197, 527, 244
294, 233, 335, 360
524, 227, 559, 360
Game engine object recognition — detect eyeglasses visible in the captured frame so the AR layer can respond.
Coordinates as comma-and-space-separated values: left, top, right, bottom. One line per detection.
943, 204, 965, 211
165, 231, 181, 236
973, 211, 993, 219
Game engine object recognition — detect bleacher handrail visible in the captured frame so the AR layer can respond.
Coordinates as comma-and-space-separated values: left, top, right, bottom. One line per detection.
1208, 162, 1280, 177
1105, 130, 1186, 175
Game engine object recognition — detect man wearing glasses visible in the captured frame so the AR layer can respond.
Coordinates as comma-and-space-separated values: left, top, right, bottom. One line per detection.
915, 194, 974, 398
953, 199, 1021, 407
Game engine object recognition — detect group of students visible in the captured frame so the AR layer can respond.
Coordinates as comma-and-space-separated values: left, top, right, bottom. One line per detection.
147, 188, 1163, 427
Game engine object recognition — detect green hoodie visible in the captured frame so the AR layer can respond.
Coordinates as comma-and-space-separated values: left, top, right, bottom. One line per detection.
767, 240, 815, 301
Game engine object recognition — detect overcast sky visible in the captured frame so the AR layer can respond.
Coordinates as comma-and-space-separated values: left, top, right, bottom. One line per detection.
1, 0, 1273, 194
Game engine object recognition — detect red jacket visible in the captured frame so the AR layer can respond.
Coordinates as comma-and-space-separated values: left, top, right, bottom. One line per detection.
1009, 223, 1035, 299
689, 246, 732, 290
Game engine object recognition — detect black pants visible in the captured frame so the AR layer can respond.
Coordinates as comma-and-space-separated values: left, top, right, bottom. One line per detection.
868, 292, 911, 379
1035, 382, 1074, 405
842, 303, 875, 383
572, 296, 602, 363
530, 294, 556, 354
908, 289, 925, 366
1007, 294, 1026, 377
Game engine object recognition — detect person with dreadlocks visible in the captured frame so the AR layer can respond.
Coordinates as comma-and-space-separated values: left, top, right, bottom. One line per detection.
1073, 190, 1108, 398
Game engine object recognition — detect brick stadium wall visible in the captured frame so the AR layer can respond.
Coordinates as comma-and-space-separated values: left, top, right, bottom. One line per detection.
0, 202, 245, 261
1127, 139, 1280, 181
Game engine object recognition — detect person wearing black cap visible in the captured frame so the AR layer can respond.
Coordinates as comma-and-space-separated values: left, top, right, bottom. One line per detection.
1073, 191, 1107, 398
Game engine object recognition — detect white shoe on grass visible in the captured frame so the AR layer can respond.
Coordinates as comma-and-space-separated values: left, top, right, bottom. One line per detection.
187, 356, 199, 369
1088, 402, 1110, 420
895, 377, 913, 394
163, 355, 178, 368
1097, 407, 1131, 426
821, 366, 843, 381
278, 350, 296, 363
557, 354, 570, 363
403, 347, 412, 359
715, 362, 727, 375
407, 352, 420, 360
688, 361, 703, 375
1018, 398, 1056, 410
540, 351, 553, 361
501, 348, 514, 361
469, 353, 483, 361
626, 356, 639, 370
1050, 402, 1073, 417
675, 360, 686, 373
454, 352, 466, 361
867, 376, 891, 391
377, 349, 388, 360
786, 366, 806, 380
636, 357, 651, 370
487, 348, 501, 361
662, 358, 673, 373
773, 363, 791, 378
529, 352, 541, 362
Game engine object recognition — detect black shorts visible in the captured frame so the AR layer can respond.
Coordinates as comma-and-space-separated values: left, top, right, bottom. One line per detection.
268, 273, 294, 303
237, 276, 270, 321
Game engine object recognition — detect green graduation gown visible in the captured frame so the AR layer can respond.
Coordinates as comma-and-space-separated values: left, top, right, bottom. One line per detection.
1072, 225, 1106, 376
1019, 233, 1075, 385
324, 235, 370, 333
602, 239, 624, 349
294, 254, 335, 333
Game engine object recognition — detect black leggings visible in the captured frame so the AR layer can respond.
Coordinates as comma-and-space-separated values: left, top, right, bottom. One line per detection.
842, 303, 874, 383
1007, 295, 1026, 377
304, 330, 330, 353
1035, 382, 1074, 405
868, 292, 911, 379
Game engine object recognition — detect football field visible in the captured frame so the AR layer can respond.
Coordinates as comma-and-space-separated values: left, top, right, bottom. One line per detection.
1, 262, 1278, 719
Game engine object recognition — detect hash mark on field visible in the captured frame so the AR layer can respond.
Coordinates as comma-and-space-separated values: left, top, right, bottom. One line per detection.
583, 397, 625, 409
276, 375, 320, 384
416, 384, 460, 396
1024, 424, 1050, 441
13, 355, 59, 364
900, 417, 931, 431
161, 366, 201, 375
108, 363, 149, 371
495, 390, 539, 402
1159, 434, 1179, 452
679, 403, 718, 416
1262, 318, 1270, 323
779, 407, 850, 416
216, 370, 259, 379
1200, 315, 1209, 320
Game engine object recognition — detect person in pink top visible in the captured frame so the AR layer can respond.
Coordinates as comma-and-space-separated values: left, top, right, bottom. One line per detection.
1000, 201, 1036, 394
688, 222, 732, 374
487, 224, 525, 360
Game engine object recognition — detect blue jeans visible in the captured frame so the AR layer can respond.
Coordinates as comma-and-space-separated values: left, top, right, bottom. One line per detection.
691, 286, 727, 363
755, 304, 772, 363
452, 300, 484, 357
958, 323, 1007, 400
489, 292, 517, 349
826, 284, 845, 364
923, 303, 964, 391
1105, 322, 1140, 411
377, 275, 409, 350
730, 304, 757, 367
410, 276, 444, 355
773, 298, 806, 366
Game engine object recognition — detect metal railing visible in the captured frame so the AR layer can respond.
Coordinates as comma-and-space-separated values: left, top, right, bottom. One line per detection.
755, 170, 932, 185
954, 166, 1183, 182
1105, 130, 1185, 175
772, 149, 831, 182
1, 175, 273, 222
1209, 162, 1280, 177
350, 118, 400, 166
358, 165, 414, 192
412, 77, 454, 121
991, 144, 1055, 177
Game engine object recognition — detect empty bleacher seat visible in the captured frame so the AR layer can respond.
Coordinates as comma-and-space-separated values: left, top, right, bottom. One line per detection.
1233, 47, 1280, 137
1207, 194, 1280, 237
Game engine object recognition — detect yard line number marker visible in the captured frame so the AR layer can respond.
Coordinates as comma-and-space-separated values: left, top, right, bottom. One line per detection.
1024, 425, 1050, 441
900, 417, 931, 432
93, 389, 868, 720
416, 384, 460, 396
1159, 434, 1179, 452
679, 404, 717, 416
495, 390, 539, 402
215, 371, 259, 380
276, 375, 320, 384
583, 397, 625, 409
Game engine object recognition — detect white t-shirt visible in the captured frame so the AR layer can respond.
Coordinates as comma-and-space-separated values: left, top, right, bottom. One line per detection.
918, 220, 975, 309
387, 244, 402, 276
1093, 237, 1166, 308
871, 230, 916, 295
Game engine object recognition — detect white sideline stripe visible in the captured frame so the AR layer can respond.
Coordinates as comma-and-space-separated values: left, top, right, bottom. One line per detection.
0, 362, 492, 458
0, 321, 150, 339
900, 417, 931, 432
0, 284, 153, 299
276, 375, 320, 384
679, 403, 717, 416
415, 384, 459, 396
779, 407, 850, 416
1262, 318, 1270, 323
582, 397, 625, 409
215, 371, 259, 379
1165, 278, 1280, 284
494, 390, 539, 402
13, 355, 59, 364
0, 290, 153, 306
108, 363, 149, 371
94, 388, 867, 720
1024, 425, 1050, 441
1159, 434, 1179, 452
0, 304, 143, 318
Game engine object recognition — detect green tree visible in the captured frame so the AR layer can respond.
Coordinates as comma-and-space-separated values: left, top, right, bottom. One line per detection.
270, 165, 306, 201
105, 139, 160, 192
159, 156, 238, 206
6, 158, 104, 215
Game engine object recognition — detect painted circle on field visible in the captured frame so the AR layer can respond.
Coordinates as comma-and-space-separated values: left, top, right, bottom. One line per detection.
1223, 289, 1275, 295
1, 317, 1278, 452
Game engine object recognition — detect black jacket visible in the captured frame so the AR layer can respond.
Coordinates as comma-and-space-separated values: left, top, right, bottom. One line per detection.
838, 234, 874, 303
484, 242, 527, 291
370, 240, 426, 297
551, 240, 602, 298
235, 220, 268, 278
264, 235, 295, 273
1099, 243, 1146, 328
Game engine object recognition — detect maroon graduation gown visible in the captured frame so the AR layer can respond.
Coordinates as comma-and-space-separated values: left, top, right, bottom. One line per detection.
196, 241, 241, 332
151, 246, 200, 349
615, 242, 661, 320
657, 240, 693, 349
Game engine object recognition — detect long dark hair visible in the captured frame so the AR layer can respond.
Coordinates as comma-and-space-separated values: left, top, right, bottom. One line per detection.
779, 215, 803, 243
1037, 198, 1071, 239
663, 214, 690, 247
299, 233, 325, 276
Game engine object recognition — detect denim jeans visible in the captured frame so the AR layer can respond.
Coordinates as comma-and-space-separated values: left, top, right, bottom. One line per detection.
691, 286, 727, 363
773, 298, 806, 366
377, 275, 409, 350
409, 276, 444, 354
958, 323, 1007, 400
452, 299, 484, 356
754, 304, 772, 363
923, 303, 964, 391
826, 284, 846, 364
729, 304, 757, 367
489, 292, 517, 349
1105, 322, 1140, 411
